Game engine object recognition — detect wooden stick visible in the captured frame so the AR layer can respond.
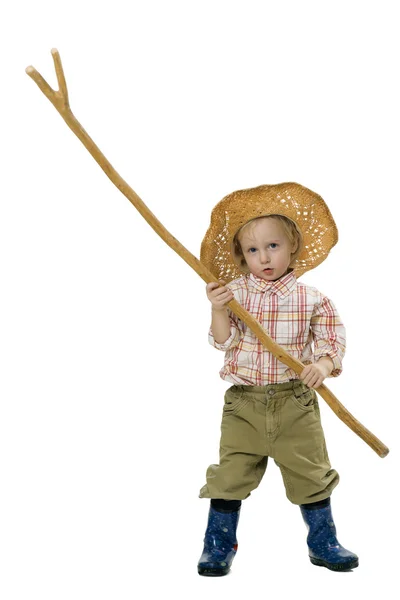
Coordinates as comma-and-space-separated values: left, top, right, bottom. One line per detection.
25, 49, 389, 458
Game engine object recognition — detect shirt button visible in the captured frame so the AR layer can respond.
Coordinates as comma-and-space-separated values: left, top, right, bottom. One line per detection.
268, 390, 275, 396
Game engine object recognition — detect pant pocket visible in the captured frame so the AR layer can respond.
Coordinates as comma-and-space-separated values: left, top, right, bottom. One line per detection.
223, 386, 249, 416
291, 388, 317, 412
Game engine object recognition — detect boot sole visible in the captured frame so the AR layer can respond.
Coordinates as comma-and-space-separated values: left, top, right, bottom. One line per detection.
198, 566, 230, 576
310, 556, 359, 571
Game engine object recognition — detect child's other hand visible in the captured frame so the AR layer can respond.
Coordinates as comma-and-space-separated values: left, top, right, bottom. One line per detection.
206, 280, 234, 312
300, 362, 330, 389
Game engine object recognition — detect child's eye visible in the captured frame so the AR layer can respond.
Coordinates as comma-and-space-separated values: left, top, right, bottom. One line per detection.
248, 248, 257, 253
269, 243, 278, 249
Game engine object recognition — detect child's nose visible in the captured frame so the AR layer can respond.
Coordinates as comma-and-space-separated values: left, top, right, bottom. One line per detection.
260, 251, 270, 263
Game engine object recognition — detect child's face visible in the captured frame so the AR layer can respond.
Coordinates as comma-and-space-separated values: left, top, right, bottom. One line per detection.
238, 218, 297, 281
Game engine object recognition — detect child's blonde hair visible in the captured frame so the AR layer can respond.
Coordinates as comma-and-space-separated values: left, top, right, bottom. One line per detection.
232, 214, 303, 274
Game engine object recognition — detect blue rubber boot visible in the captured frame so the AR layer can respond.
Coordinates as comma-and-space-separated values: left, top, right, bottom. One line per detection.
197, 503, 241, 576
300, 498, 359, 571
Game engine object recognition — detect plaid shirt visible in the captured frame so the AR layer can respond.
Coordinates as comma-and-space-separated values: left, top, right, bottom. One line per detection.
209, 270, 345, 385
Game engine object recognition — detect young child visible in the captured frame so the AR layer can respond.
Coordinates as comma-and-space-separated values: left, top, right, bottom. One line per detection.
197, 182, 358, 575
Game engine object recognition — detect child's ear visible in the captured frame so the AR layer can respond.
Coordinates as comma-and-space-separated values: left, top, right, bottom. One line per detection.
291, 239, 299, 253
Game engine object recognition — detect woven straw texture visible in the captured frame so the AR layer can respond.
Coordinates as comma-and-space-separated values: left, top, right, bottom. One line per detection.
200, 182, 338, 282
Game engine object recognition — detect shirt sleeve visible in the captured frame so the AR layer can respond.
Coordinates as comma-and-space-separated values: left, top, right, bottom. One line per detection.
310, 295, 346, 377
208, 309, 244, 351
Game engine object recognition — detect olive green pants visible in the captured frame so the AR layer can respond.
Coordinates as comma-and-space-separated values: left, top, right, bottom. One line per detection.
199, 380, 339, 505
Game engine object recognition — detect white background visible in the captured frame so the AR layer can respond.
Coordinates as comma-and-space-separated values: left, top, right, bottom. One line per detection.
1, 1, 398, 599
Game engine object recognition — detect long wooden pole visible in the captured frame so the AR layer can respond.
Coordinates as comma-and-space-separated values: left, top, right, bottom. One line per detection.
25, 49, 389, 458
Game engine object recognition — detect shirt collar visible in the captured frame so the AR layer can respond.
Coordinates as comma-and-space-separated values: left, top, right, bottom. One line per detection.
248, 269, 297, 298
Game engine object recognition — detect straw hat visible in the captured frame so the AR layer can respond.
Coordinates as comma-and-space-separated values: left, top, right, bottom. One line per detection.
200, 182, 338, 281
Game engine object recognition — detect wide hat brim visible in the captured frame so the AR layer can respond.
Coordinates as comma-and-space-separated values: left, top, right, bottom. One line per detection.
200, 182, 338, 282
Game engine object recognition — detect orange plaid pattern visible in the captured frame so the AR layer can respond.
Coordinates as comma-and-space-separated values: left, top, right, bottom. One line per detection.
209, 271, 345, 385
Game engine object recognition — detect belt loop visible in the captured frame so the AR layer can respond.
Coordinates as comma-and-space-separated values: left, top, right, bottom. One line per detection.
293, 380, 304, 397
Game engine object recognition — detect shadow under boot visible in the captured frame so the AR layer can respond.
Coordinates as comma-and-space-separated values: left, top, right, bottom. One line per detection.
198, 500, 241, 576
300, 498, 359, 571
